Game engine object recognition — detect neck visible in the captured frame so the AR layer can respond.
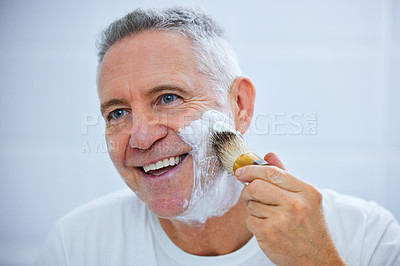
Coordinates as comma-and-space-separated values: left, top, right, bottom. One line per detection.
158, 199, 252, 256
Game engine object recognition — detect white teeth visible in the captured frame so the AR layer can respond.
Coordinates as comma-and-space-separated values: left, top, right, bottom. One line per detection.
163, 158, 169, 167
143, 155, 185, 173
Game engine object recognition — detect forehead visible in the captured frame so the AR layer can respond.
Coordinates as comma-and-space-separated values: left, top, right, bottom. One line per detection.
98, 31, 203, 98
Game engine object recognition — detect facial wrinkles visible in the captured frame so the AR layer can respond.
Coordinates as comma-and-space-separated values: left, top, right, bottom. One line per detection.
101, 71, 211, 127
103, 41, 211, 95
100, 32, 236, 221
103, 77, 213, 172
114, 32, 192, 79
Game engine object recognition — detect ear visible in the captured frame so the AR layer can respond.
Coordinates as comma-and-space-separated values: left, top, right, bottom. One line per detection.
229, 77, 256, 135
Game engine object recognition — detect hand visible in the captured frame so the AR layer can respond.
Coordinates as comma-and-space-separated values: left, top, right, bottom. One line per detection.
235, 153, 346, 266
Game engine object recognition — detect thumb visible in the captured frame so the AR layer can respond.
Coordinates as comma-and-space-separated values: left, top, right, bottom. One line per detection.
264, 152, 287, 170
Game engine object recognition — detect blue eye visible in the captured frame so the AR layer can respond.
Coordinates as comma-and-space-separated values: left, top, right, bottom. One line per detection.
109, 109, 128, 120
160, 94, 177, 104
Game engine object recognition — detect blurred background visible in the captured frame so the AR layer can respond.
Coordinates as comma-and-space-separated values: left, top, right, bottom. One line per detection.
0, 0, 399, 265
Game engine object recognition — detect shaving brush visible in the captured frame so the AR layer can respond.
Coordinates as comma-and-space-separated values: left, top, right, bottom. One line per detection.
210, 122, 268, 175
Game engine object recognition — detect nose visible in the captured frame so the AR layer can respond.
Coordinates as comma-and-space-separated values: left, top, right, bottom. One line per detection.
129, 113, 168, 150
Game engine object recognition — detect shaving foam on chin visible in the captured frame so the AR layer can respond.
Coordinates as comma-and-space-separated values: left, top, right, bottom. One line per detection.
174, 110, 243, 224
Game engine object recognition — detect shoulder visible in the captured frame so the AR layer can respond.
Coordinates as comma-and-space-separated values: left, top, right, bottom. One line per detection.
320, 189, 400, 265
321, 189, 395, 227
58, 188, 146, 226
36, 190, 157, 265
54, 188, 152, 242
55, 189, 145, 228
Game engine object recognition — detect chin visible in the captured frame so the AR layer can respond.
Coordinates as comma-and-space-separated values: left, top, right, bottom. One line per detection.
147, 196, 190, 218
125, 178, 194, 219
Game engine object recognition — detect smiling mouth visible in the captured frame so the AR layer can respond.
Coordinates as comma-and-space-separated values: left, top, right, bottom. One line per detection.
142, 154, 188, 176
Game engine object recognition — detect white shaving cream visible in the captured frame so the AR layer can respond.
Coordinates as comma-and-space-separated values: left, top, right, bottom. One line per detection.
174, 110, 243, 224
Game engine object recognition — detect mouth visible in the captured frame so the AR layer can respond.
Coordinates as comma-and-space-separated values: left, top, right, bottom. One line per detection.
141, 154, 188, 176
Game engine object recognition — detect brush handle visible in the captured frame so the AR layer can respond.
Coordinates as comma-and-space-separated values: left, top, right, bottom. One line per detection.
233, 153, 268, 173
234, 153, 268, 186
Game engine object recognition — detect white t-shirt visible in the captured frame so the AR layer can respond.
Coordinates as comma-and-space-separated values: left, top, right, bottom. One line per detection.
35, 189, 400, 266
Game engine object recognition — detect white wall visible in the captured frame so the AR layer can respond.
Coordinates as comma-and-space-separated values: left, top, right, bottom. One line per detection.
0, 0, 399, 265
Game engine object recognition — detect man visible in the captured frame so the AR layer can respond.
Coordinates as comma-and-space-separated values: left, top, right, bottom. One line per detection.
36, 7, 400, 265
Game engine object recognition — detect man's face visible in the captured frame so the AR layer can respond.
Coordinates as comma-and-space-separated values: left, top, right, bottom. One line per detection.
98, 31, 223, 218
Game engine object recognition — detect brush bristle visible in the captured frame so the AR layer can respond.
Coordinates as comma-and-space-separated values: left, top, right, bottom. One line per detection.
210, 123, 250, 174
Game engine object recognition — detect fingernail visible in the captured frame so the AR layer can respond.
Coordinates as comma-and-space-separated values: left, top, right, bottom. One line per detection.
235, 167, 245, 177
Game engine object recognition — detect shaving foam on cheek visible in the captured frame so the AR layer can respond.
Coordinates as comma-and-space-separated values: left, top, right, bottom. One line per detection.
175, 110, 243, 224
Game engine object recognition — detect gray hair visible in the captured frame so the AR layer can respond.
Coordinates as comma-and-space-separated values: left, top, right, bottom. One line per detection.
96, 7, 241, 100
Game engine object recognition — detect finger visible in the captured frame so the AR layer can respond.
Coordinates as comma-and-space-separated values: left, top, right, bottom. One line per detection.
236, 165, 305, 192
264, 152, 287, 170
241, 179, 289, 206
247, 200, 278, 219
245, 214, 266, 237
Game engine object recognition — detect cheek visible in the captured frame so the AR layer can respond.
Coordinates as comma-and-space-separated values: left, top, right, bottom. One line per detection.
161, 109, 204, 131
106, 132, 129, 166
106, 133, 140, 192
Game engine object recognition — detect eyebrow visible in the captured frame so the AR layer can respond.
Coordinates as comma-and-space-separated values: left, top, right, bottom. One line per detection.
100, 98, 130, 116
145, 85, 189, 97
